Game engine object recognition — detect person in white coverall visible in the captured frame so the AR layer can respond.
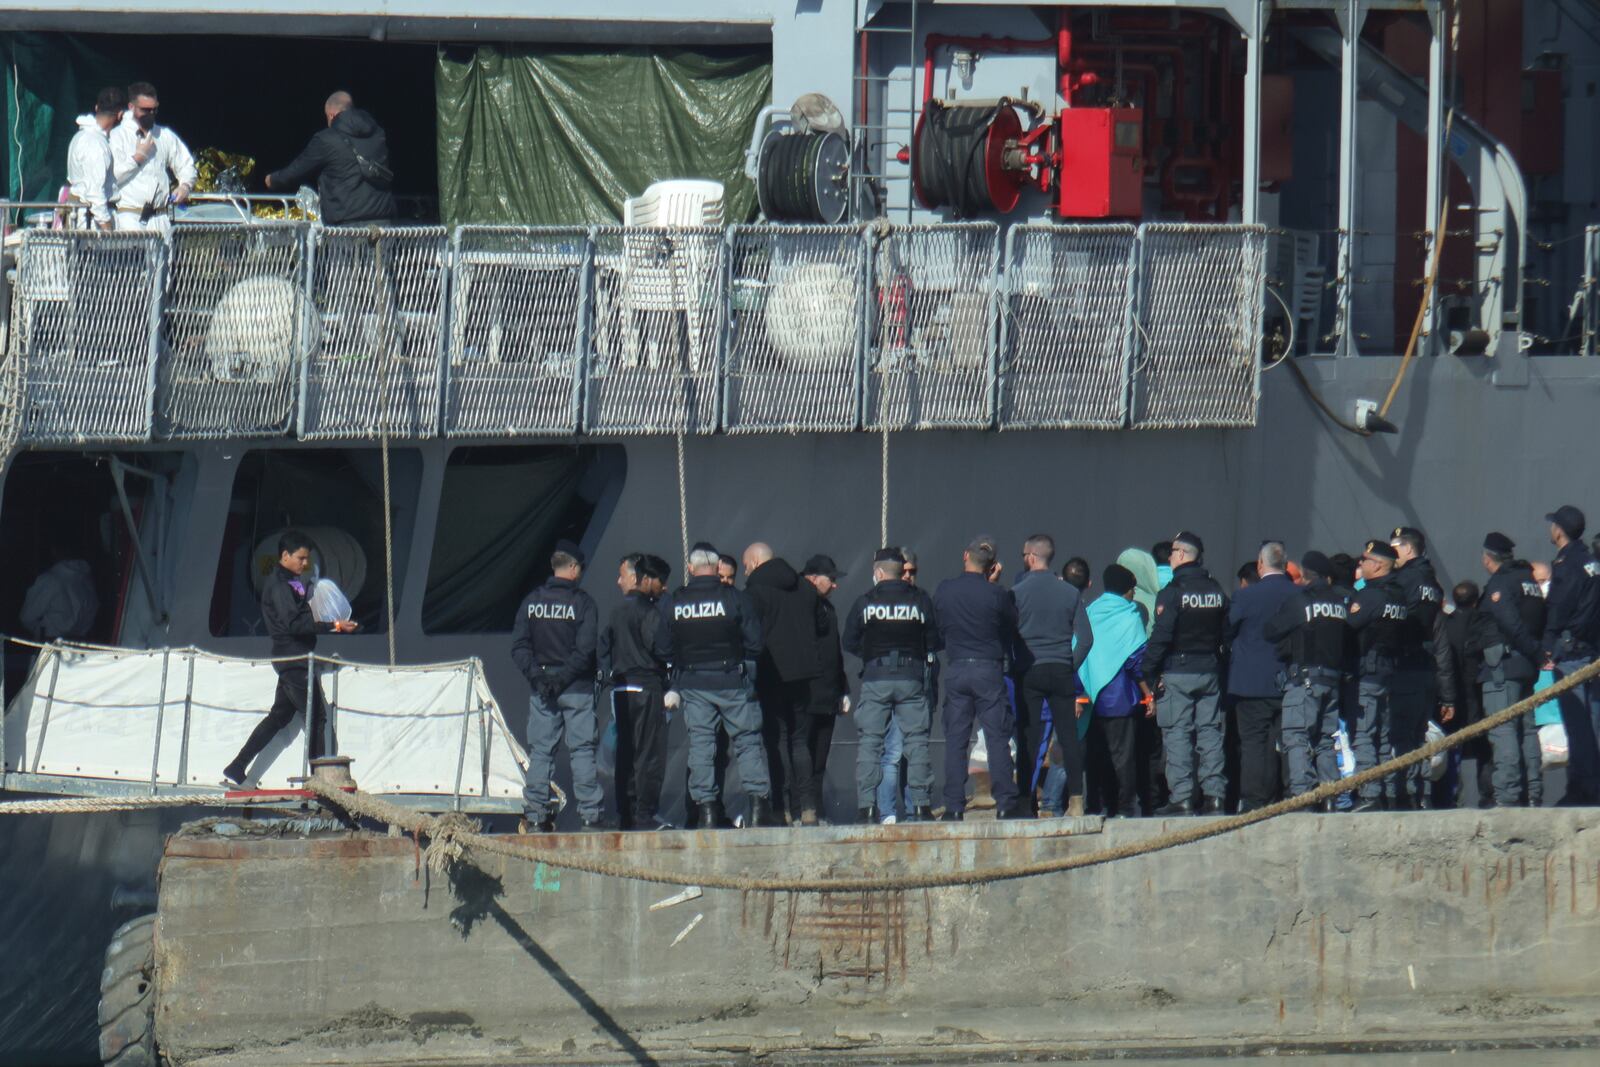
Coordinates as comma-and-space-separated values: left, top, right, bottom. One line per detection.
109, 81, 196, 232
64, 86, 125, 230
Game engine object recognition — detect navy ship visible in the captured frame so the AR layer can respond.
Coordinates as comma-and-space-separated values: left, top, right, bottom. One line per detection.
2, 0, 1598, 1062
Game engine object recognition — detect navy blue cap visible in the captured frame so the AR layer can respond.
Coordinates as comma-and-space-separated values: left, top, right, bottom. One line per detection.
1546, 505, 1586, 540
1483, 532, 1515, 556
1363, 539, 1398, 562
801, 554, 845, 579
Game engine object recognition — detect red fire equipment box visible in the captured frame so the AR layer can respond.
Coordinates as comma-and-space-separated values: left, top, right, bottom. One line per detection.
1056, 107, 1144, 218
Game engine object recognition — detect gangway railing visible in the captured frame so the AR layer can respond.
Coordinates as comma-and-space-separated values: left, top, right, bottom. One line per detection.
0, 213, 1271, 442
0, 639, 527, 813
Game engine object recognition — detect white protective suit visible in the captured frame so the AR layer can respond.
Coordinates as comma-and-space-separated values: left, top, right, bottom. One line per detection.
65, 114, 116, 228
110, 114, 197, 232
19, 559, 100, 640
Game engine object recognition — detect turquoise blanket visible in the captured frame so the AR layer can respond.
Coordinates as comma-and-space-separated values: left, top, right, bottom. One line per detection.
1079, 593, 1147, 707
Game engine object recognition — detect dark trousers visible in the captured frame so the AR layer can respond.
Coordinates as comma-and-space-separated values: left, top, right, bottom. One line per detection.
613, 682, 668, 827
1234, 695, 1283, 811
759, 678, 820, 818
942, 660, 1016, 814
229, 666, 334, 774
1019, 663, 1084, 806
1137, 713, 1166, 813
805, 713, 836, 814
1089, 714, 1139, 816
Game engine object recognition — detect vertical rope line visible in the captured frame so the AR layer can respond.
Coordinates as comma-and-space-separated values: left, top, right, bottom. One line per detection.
372, 229, 397, 667
676, 430, 689, 569
879, 426, 889, 546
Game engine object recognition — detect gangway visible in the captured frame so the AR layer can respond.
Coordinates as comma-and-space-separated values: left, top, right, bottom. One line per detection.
0, 640, 529, 813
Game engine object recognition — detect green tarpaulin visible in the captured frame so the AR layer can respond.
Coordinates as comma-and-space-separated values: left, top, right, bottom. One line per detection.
435, 44, 771, 228
1, 32, 131, 201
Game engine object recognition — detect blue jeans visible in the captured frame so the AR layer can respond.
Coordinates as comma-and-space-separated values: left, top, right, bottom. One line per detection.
877, 720, 905, 818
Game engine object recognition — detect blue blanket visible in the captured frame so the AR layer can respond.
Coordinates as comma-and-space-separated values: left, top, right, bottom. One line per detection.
1079, 593, 1147, 707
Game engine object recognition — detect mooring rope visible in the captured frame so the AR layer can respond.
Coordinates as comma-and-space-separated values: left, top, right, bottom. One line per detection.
300, 655, 1600, 894
0, 792, 300, 816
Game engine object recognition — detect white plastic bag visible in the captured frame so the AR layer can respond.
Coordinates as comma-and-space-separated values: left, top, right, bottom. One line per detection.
1423, 721, 1448, 782
1540, 722, 1570, 769
309, 578, 352, 623
1334, 726, 1356, 777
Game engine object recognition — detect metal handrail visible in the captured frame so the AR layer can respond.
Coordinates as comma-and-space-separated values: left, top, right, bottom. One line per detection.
0, 211, 1273, 438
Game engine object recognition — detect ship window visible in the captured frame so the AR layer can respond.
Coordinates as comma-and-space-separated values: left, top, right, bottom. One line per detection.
209, 449, 422, 638
422, 445, 626, 634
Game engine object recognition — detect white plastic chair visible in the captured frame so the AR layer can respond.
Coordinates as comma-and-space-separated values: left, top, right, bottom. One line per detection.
617, 180, 725, 370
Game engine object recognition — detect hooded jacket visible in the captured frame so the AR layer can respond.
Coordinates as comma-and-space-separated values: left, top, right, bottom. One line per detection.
744, 558, 824, 685
262, 565, 332, 662
268, 108, 397, 226
66, 115, 115, 226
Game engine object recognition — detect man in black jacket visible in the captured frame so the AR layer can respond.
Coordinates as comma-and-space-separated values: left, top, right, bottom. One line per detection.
1479, 533, 1549, 806
265, 91, 396, 226
743, 542, 825, 824
1263, 552, 1348, 801
222, 530, 356, 786
600, 553, 670, 829
800, 554, 850, 825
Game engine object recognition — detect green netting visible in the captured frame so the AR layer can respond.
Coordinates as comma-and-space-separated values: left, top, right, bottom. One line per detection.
435, 44, 771, 227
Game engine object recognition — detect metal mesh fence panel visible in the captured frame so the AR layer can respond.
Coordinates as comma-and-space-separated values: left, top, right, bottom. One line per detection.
1132, 224, 1267, 429
301, 227, 449, 440
865, 222, 999, 431
724, 225, 864, 433
585, 227, 724, 434
156, 223, 309, 439
446, 227, 588, 437
999, 224, 1136, 429
12, 230, 164, 444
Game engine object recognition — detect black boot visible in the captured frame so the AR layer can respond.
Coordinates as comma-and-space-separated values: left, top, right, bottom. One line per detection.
907, 805, 935, 823
696, 802, 722, 829
936, 810, 964, 822
746, 795, 774, 828
1201, 797, 1225, 815
858, 804, 880, 825
1154, 799, 1195, 817
221, 761, 247, 788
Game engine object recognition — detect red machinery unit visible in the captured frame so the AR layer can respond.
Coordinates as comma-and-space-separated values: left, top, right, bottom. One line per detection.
1056, 107, 1144, 218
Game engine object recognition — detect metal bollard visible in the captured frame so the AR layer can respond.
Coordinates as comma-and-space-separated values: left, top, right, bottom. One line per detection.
309, 755, 357, 792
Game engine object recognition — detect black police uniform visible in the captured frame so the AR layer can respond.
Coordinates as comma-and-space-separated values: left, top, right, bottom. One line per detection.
656, 573, 771, 824
1390, 547, 1444, 803
510, 575, 601, 824
842, 576, 942, 816
1480, 560, 1546, 806
1264, 578, 1350, 796
1347, 571, 1409, 804
1145, 558, 1229, 811
1542, 537, 1600, 801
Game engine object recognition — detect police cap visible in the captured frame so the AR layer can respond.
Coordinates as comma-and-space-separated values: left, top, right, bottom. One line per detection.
1172, 531, 1204, 556
801, 554, 845, 580
1545, 505, 1587, 540
1483, 531, 1515, 556
1390, 526, 1426, 553
1363, 540, 1398, 562
1300, 550, 1333, 579
553, 539, 586, 567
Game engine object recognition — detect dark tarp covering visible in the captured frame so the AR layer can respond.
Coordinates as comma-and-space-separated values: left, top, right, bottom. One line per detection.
422, 449, 585, 634
1, 32, 130, 201
434, 45, 771, 227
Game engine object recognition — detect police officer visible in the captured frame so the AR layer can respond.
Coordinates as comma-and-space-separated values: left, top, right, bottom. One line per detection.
1541, 505, 1600, 805
1145, 531, 1229, 816
1346, 539, 1410, 811
1263, 551, 1350, 801
933, 537, 1020, 820
656, 544, 773, 829
510, 540, 604, 832
1476, 533, 1547, 807
1388, 527, 1444, 808
599, 553, 670, 830
843, 548, 942, 822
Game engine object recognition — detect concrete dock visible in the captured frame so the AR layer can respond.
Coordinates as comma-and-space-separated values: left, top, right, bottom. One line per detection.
153, 810, 1600, 1064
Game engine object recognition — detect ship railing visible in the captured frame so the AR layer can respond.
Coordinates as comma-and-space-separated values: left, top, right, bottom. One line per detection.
0, 213, 1270, 444
0, 638, 528, 813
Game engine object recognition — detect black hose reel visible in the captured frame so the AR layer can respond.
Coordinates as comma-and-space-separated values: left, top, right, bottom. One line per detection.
757, 129, 851, 224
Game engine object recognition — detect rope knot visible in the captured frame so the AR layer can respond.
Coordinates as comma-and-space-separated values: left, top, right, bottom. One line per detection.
422, 812, 481, 875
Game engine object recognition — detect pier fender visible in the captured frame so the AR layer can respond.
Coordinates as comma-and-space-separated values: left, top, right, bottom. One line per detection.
98, 914, 157, 1067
